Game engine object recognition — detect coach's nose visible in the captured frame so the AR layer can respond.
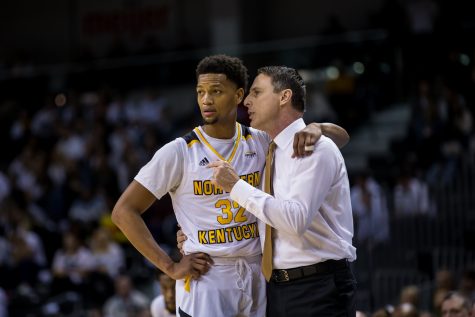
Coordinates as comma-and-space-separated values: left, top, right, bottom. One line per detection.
244, 95, 251, 108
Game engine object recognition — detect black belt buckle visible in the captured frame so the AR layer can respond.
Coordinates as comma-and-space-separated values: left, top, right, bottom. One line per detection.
272, 269, 290, 282
271, 259, 348, 283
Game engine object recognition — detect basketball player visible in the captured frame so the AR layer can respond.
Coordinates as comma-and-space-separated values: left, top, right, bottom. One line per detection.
111, 55, 349, 317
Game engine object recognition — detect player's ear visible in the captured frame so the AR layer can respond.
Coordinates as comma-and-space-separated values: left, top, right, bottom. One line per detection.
236, 88, 244, 104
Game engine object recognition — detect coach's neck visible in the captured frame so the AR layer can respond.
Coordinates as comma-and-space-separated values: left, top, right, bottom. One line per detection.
267, 104, 303, 140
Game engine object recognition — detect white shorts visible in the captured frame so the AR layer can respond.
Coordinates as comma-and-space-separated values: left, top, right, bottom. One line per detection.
176, 254, 266, 317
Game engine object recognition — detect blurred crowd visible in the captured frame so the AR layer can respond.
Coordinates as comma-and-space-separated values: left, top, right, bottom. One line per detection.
0, 88, 188, 316
358, 270, 475, 316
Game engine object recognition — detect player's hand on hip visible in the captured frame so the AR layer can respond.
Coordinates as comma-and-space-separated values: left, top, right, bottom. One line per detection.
208, 160, 239, 192
176, 228, 187, 255
169, 253, 213, 280
292, 122, 321, 158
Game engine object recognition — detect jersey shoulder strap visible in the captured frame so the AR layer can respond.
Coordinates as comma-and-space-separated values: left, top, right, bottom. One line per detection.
241, 124, 252, 140
181, 130, 200, 148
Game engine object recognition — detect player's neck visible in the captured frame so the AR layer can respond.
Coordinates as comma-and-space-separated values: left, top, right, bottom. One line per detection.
202, 122, 236, 139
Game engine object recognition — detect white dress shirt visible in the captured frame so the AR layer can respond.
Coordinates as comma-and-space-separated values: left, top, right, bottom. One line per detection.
231, 118, 356, 269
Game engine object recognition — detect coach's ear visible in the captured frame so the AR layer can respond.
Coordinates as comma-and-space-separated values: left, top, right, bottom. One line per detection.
280, 89, 292, 107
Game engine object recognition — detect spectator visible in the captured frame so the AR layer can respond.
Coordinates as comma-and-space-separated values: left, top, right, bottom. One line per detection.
5, 229, 40, 290
51, 230, 94, 297
351, 172, 390, 246
3, 207, 46, 267
86, 226, 125, 311
89, 226, 125, 278
372, 306, 394, 317
103, 275, 150, 317
393, 303, 419, 317
68, 187, 108, 229
55, 122, 87, 162
400, 285, 421, 308
393, 170, 433, 217
150, 273, 175, 317
433, 269, 456, 315
441, 292, 472, 317
357, 310, 368, 317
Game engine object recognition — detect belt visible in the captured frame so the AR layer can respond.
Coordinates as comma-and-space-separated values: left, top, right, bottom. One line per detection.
270, 259, 349, 283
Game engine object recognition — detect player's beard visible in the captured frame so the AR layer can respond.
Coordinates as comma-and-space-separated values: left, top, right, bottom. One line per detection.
202, 116, 218, 125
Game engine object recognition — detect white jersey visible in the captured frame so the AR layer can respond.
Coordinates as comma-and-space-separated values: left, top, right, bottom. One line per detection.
150, 295, 174, 317
135, 123, 269, 258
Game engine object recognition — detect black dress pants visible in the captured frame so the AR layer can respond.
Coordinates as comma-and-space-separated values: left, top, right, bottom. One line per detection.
266, 262, 356, 317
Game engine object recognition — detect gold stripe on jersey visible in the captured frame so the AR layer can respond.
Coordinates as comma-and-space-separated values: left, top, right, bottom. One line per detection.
241, 125, 253, 141
182, 130, 200, 147
194, 123, 242, 163
198, 222, 259, 244
187, 139, 199, 148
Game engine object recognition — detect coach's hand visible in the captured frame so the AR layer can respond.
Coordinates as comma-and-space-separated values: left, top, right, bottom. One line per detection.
168, 252, 213, 280
176, 229, 187, 255
208, 160, 240, 192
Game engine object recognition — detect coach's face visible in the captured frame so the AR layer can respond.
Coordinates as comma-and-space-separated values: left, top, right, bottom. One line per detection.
244, 73, 280, 133
196, 73, 243, 126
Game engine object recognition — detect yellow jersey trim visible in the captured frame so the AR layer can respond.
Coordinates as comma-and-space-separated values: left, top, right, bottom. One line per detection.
194, 123, 241, 163
187, 139, 199, 148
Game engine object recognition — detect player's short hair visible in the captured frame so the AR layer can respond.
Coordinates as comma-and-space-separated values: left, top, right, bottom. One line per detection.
196, 55, 249, 91
257, 66, 306, 112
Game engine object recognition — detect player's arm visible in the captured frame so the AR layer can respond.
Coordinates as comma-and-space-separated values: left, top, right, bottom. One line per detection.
112, 181, 211, 280
292, 123, 349, 157
319, 123, 349, 148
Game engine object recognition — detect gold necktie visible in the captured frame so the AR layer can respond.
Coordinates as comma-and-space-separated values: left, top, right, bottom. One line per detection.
262, 141, 276, 281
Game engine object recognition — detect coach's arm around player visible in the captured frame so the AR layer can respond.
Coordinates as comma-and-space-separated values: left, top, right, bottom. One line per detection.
111, 180, 212, 280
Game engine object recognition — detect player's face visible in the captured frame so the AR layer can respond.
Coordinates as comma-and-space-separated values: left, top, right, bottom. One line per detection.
244, 73, 280, 132
196, 73, 243, 126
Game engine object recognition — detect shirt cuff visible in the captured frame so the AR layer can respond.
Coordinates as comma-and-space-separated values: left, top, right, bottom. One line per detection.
230, 179, 256, 205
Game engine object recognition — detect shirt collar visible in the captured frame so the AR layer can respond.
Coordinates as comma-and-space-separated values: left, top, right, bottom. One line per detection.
273, 118, 306, 149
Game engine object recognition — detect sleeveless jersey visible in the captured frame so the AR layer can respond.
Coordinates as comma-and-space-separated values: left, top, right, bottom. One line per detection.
135, 123, 269, 258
